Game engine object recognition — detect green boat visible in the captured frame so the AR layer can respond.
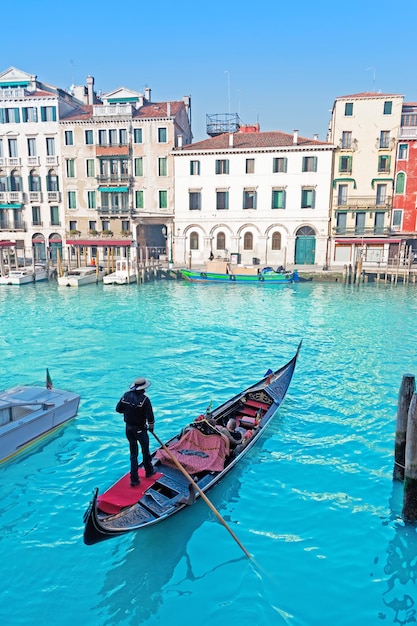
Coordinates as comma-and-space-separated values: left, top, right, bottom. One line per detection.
180, 261, 298, 284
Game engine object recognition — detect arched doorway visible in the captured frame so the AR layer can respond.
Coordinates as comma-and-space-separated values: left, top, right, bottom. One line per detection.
295, 226, 316, 265
32, 234, 46, 262
49, 234, 63, 262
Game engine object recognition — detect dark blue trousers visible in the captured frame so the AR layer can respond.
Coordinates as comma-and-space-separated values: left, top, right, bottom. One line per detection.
125, 425, 153, 481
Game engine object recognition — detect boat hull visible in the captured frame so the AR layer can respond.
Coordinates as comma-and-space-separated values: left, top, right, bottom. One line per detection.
0, 267, 48, 285
58, 268, 105, 287
83, 342, 301, 545
180, 269, 297, 284
0, 385, 80, 463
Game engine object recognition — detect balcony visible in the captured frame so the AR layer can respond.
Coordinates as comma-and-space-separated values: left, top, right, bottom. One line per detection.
333, 195, 392, 209
7, 157, 21, 167
0, 88, 25, 99
97, 206, 133, 215
46, 156, 58, 166
398, 127, 417, 139
47, 191, 61, 202
29, 192, 42, 203
0, 220, 26, 231
0, 192, 24, 204
332, 227, 391, 237
97, 175, 131, 184
93, 104, 133, 117
27, 156, 40, 166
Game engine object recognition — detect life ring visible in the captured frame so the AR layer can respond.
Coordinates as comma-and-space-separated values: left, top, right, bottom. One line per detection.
258, 274, 264, 281
230, 274, 236, 281
200, 272, 207, 278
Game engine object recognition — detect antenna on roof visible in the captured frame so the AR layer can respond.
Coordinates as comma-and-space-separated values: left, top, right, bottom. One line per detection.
366, 67, 376, 92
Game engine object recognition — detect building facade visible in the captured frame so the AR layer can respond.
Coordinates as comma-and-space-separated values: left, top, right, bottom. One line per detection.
173, 128, 334, 269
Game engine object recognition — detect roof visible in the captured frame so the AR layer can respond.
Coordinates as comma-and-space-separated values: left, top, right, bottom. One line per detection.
177, 130, 330, 152
60, 101, 185, 122
335, 92, 403, 100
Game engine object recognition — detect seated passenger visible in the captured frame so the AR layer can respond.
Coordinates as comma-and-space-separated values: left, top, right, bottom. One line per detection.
217, 418, 243, 448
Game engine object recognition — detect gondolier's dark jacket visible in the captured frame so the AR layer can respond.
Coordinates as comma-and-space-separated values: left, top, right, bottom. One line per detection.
116, 390, 155, 430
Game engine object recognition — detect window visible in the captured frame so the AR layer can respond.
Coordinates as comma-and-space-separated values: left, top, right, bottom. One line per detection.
190, 160, 200, 175
271, 189, 286, 209
216, 232, 225, 250
0, 139, 2, 157
190, 231, 199, 250
65, 130, 74, 145
339, 155, 352, 173
395, 172, 405, 194
27, 138, 37, 157
301, 188, 316, 208
341, 131, 352, 149
271, 232, 281, 250
355, 212, 366, 234
216, 190, 229, 210
9, 170, 21, 191
374, 211, 385, 234
101, 220, 110, 231
22, 107, 38, 122
380, 131, 390, 149
46, 170, 59, 191
158, 157, 167, 176
88, 191, 96, 209
215, 159, 229, 174
243, 232, 253, 250
272, 157, 287, 173
50, 206, 60, 226
8, 139, 18, 158
378, 155, 391, 173
69, 220, 77, 231
158, 127, 167, 143
246, 158, 255, 174
32, 206, 41, 225
392, 209, 402, 228
189, 191, 201, 210
29, 171, 41, 191
159, 190, 167, 209
243, 189, 256, 209
108, 129, 117, 145
40, 106, 57, 122
383, 101, 392, 115
86, 159, 95, 177
376, 184, 387, 205
68, 191, 77, 209
135, 190, 144, 208
66, 159, 75, 177
46, 137, 55, 156
337, 184, 348, 206
89, 220, 97, 231
398, 144, 408, 160
302, 156, 317, 172
134, 158, 143, 177
133, 128, 143, 143
344, 102, 353, 116
85, 129, 93, 145
122, 220, 130, 232
119, 129, 128, 145
336, 212, 347, 233
98, 130, 107, 146
2, 107, 20, 123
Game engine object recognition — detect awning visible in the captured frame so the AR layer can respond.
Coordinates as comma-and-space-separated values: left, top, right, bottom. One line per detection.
0, 203, 22, 209
32, 239, 45, 244
0, 240, 15, 247
98, 187, 129, 193
66, 239, 132, 247
335, 238, 401, 245
332, 178, 357, 189
371, 178, 394, 189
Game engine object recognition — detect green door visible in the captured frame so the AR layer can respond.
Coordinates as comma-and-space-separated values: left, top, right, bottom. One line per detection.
295, 236, 316, 265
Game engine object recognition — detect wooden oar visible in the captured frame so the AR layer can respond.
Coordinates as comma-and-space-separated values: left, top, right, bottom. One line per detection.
150, 429, 251, 558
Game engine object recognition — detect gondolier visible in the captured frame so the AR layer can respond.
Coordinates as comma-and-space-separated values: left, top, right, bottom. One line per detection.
116, 377, 156, 486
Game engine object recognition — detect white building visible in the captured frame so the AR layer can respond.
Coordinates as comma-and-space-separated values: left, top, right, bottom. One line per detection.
173, 127, 334, 269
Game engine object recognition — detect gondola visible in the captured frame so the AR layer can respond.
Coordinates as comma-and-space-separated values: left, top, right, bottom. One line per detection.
83, 342, 301, 545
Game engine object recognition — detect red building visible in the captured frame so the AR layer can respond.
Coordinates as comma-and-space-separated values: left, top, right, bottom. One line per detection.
393, 103, 417, 251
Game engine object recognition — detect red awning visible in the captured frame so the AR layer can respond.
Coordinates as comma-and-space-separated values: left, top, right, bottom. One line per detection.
0, 240, 16, 247
66, 239, 132, 247
335, 239, 401, 245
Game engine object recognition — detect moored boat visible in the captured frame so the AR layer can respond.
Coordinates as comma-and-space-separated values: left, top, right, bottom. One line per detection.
180, 260, 297, 284
83, 342, 301, 545
57, 266, 106, 287
0, 381, 80, 464
103, 259, 137, 285
0, 265, 48, 285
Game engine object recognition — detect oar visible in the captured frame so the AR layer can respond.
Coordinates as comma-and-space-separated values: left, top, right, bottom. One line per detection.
150, 429, 251, 559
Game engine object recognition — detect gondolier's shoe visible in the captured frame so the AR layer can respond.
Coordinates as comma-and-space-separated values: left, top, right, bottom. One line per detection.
130, 479, 140, 487
145, 469, 156, 478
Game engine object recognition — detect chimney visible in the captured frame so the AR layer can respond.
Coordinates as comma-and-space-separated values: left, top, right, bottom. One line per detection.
313, 133, 318, 141
144, 87, 151, 102
178, 135, 183, 148
293, 129, 298, 145
229, 132, 234, 147
86, 75, 94, 105
167, 102, 171, 117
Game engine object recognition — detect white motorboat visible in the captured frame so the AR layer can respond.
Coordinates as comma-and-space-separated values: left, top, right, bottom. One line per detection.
0, 265, 48, 285
57, 266, 106, 287
103, 259, 137, 285
0, 383, 80, 463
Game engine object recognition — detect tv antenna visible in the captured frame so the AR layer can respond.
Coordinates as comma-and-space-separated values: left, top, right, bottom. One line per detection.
366, 67, 376, 92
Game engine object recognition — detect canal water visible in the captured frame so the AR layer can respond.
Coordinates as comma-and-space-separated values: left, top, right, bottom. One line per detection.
0, 279, 416, 626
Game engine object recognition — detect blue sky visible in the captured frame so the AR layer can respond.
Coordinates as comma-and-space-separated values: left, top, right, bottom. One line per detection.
3, 0, 417, 142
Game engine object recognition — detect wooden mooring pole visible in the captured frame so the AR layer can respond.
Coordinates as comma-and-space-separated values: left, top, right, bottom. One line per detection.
403, 392, 417, 522
394, 375, 415, 481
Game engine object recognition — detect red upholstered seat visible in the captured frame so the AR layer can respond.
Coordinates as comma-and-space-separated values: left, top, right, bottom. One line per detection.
245, 399, 270, 411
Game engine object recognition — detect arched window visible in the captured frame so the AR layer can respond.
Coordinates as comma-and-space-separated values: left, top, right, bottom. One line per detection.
0, 170, 6, 191
216, 231, 225, 250
395, 172, 405, 195
296, 226, 315, 237
29, 169, 41, 192
190, 231, 199, 250
272, 232, 281, 250
243, 232, 253, 250
10, 170, 22, 191
47, 169, 59, 191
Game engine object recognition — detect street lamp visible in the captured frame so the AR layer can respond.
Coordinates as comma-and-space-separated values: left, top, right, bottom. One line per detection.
162, 225, 174, 268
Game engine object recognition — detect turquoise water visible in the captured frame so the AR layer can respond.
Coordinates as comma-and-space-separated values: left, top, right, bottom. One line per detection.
1, 279, 417, 626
